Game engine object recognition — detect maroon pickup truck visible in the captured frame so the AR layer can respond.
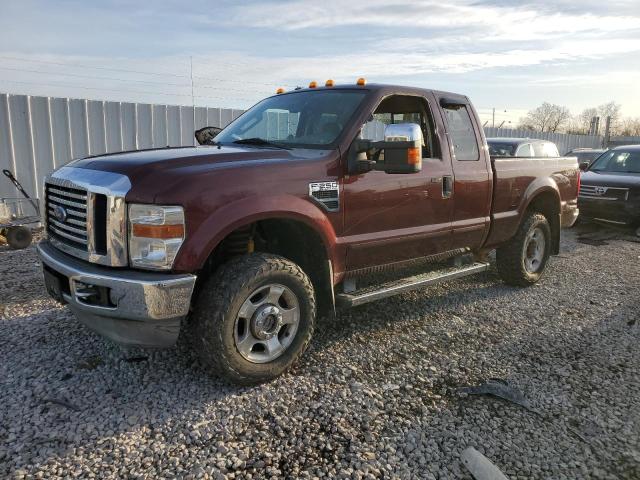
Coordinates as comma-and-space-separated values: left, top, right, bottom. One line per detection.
38, 81, 580, 384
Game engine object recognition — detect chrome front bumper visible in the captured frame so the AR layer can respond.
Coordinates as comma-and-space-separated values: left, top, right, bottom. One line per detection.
37, 240, 196, 347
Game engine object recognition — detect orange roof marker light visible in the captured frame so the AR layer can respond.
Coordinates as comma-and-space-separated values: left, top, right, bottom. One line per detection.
357, 77, 367, 86
309, 81, 318, 88
325, 79, 335, 87
276, 87, 285, 94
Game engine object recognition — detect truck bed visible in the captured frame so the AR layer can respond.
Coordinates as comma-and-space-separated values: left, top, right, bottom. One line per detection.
485, 156, 580, 249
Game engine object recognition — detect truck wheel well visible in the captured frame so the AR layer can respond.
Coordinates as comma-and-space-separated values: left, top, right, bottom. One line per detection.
527, 191, 560, 255
200, 219, 333, 317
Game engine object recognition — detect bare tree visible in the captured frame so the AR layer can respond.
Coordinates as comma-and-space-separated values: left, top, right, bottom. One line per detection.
519, 103, 571, 133
576, 101, 622, 135
619, 117, 640, 137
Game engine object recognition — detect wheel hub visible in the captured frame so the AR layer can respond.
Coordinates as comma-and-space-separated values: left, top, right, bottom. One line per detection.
250, 304, 283, 340
524, 226, 545, 273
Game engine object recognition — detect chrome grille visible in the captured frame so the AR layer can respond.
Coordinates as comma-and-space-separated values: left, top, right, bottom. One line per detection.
45, 183, 89, 250
579, 185, 629, 201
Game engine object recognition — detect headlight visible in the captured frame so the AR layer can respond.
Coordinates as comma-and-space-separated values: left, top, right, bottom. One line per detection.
128, 204, 185, 270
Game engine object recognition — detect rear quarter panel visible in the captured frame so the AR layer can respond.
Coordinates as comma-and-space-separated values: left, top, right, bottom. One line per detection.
484, 156, 579, 248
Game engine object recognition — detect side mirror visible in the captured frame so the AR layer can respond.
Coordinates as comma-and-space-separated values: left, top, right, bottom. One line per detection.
354, 123, 422, 174
579, 161, 590, 171
195, 126, 222, 145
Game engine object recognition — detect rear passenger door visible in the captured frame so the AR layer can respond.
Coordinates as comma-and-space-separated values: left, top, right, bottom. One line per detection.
438, 97, 492, 251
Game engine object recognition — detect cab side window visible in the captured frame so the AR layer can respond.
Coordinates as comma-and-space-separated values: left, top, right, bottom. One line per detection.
532, 142, 545, 157
532, 142, 559, 157
442, 105, 479, 161
543, 142, 559, 157
361, 95, 440, 158
515, 143, 533, 157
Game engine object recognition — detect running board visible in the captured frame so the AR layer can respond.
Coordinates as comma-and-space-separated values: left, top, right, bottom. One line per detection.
336, 262, 490, 308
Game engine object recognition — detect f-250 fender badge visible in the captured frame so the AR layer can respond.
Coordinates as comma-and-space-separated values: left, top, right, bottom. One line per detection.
309, 181, 339, 212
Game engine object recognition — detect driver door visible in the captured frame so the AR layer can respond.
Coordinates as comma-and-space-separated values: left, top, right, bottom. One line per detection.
342, 94, 454, 272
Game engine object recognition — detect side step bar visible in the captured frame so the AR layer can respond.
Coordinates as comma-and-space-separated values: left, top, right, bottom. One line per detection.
336, 262, 490, 308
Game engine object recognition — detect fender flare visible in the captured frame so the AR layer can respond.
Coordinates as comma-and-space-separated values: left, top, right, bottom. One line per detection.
173, 195, 338, 272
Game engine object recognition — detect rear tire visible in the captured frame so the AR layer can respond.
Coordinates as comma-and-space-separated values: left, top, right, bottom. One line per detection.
496, 212, 551, 287
6, 226, 32, 250
193, 253, 316, 385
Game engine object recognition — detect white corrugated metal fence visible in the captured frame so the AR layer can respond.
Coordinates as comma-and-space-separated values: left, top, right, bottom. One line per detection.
0, 93, 243, 199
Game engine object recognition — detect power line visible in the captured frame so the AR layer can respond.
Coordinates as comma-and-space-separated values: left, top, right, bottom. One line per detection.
0, 78, 258, 103
0, 55, 297, 88
192, 74, 296, 88
0, 65, 191, 87
0, 65, 276, 97
0, 55, 189, 78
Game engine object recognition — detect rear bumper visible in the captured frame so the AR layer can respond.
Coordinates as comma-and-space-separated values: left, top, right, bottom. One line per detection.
37, 240, 196, 347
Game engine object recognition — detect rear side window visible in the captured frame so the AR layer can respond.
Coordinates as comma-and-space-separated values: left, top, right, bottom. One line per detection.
515, 143, 533, 157
442, 105, 479, 161
533, 142, 559, 157
532, 142, 545, 157
543, 142, 559, 157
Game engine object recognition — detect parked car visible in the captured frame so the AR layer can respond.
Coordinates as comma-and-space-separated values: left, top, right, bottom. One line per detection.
565, 147, 607, 166
38, 81, 580, 384
578, 145, 640, 230
487, 137, 560, 157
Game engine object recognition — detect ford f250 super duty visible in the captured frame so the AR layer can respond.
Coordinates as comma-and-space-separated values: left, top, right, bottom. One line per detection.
38, 80, 580, 384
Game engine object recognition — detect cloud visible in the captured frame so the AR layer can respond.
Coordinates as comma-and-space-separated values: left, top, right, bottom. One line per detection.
223, 0, 640, 40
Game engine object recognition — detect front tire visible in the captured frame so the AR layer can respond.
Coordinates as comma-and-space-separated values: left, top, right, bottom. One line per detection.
496, 212, 551, 287
193, 253, 316, 385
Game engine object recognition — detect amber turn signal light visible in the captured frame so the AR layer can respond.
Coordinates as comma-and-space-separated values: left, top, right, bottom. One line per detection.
132, 223, 185, 239
309, 81, 317, 88
276, 87, 285, 94
356, 77, 366, 86
407, 147, 421, 165
325, 79, 335, 87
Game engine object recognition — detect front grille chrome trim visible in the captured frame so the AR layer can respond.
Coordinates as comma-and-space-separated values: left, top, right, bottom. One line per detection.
579, 185, 629, 201
45, 167, 131, 267
49, 225, 89, 244
47, 194, 87, 210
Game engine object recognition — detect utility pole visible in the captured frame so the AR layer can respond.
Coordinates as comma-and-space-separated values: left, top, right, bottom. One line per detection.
492, 108, 495, 128
603, 116, 612, 148
190, 56, 196, 145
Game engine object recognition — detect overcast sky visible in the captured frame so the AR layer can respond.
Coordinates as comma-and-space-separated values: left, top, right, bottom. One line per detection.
1, 0, 639, 125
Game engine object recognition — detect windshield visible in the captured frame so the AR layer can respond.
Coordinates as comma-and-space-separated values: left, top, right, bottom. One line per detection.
488, 142, 516, 156
589, 149, 640, 173
214, 90, 368, 149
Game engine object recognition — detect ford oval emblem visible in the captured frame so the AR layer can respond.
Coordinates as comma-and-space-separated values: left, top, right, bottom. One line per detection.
594, 186, 607, 196
53, 205, 68, 222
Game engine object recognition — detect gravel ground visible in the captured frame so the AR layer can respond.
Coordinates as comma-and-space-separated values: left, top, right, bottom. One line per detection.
1, 223, 639, 479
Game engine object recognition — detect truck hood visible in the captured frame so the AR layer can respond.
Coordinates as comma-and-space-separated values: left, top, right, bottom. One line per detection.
65, 145, 337, 204
581, 170, 640, 188
69, 145, 326, 178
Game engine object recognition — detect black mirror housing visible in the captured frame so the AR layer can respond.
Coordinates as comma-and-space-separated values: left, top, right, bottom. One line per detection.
195, 126, 223, 145
579, 161, 590, 171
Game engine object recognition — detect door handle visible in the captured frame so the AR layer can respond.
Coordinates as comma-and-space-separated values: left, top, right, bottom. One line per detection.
442, 175, 453, 199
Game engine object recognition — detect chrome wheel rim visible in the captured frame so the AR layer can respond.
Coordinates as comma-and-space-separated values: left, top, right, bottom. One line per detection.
234, 283, 300, 364
524, 226, 546, 273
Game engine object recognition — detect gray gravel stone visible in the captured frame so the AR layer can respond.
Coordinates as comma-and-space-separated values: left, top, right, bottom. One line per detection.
1, 224, 639, 478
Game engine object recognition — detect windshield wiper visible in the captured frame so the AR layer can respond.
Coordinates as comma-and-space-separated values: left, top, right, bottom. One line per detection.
231, 138, 291, 150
